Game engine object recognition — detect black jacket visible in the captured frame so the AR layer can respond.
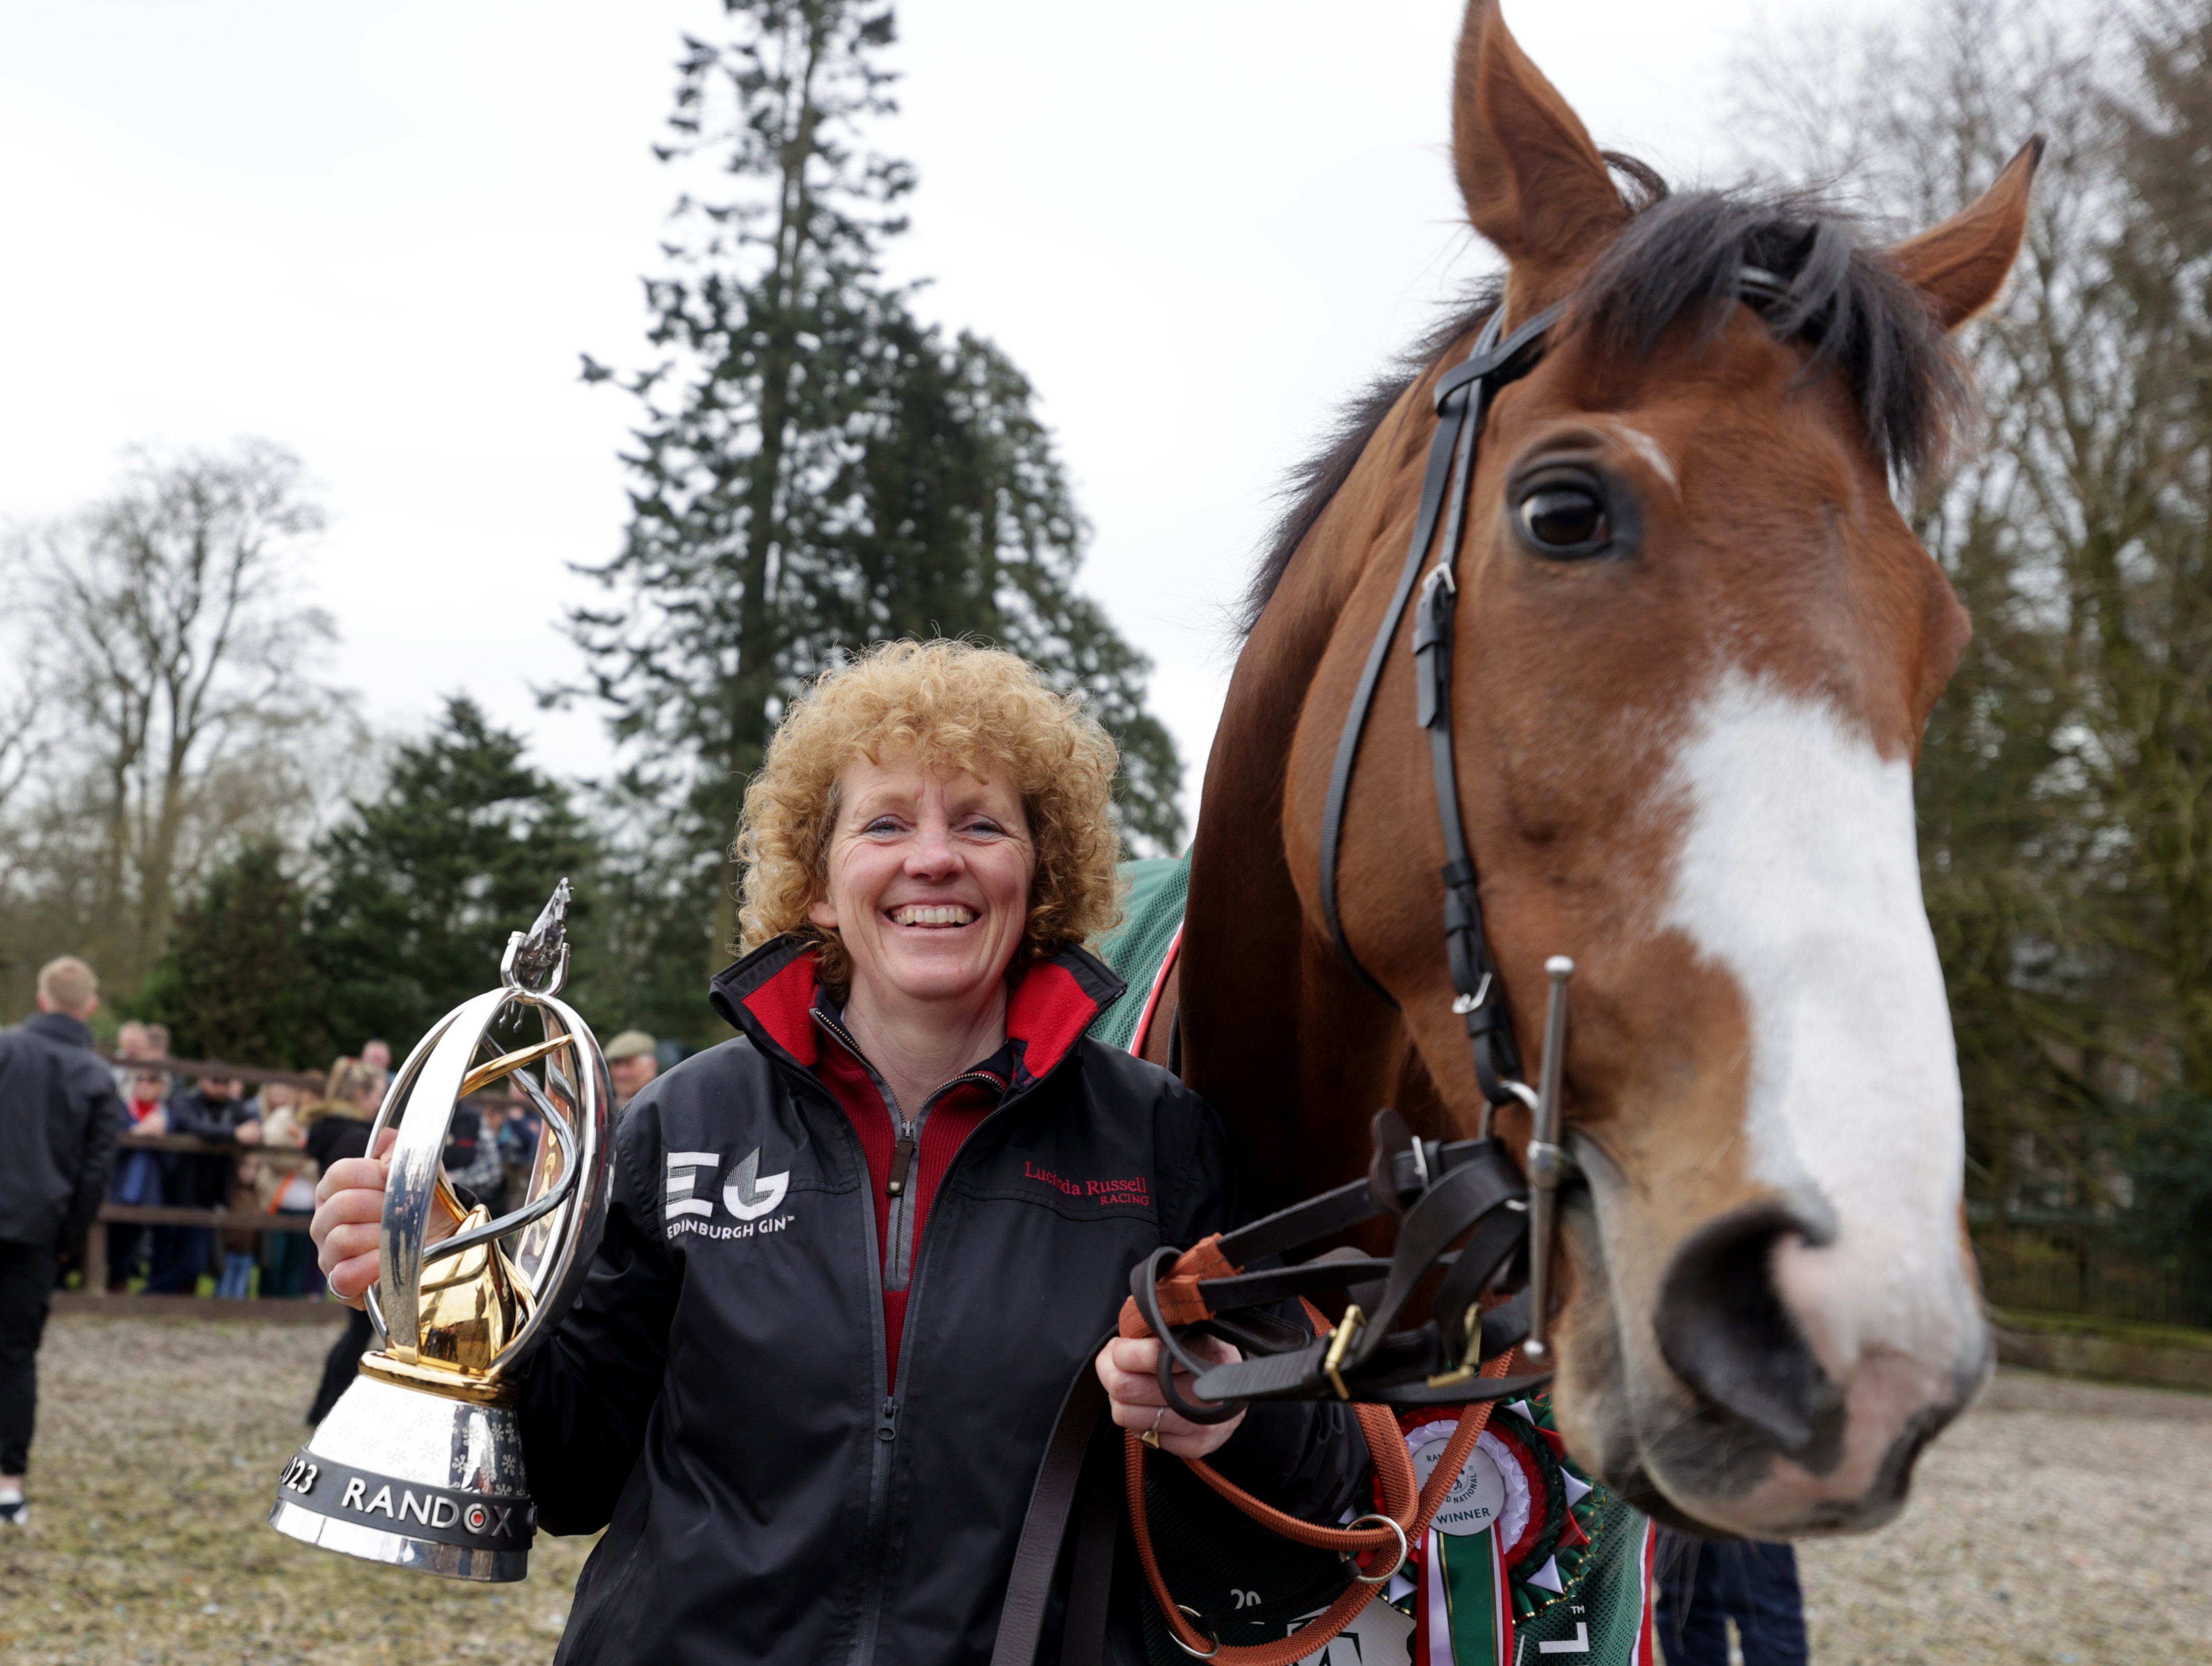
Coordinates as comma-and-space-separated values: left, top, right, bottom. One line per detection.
163, 1085, 258, 1207
0, 1010, 124, 1253
521, 939, 1367, 1666
304, 1106, 373, 1170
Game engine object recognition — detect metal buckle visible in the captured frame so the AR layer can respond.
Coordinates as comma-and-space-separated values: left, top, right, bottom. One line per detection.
1321, 1304, 1365, 1400
1170, 1607, 1223, 1659
1451, 973, 1492, 1015
1341, 1513, 1412, 1585
1477, 1075, 1536, 1140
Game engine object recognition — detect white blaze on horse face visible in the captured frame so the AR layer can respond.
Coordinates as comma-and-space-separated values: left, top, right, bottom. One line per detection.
1659, 670, 1973, 1380
1604, 421, 1679, 496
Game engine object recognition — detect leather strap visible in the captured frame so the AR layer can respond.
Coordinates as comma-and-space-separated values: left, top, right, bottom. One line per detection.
1059, 1427, 1121, 1666
1316, 311, 1496, 1008
989, 1355, 1110, 1666
1118, 1234, 1237, 1334
1314, 301, 1560, 1102
1127, 1351, 1517, 1664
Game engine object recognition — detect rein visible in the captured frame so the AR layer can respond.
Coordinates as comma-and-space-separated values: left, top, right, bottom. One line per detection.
1111, 1111, 1552, 1662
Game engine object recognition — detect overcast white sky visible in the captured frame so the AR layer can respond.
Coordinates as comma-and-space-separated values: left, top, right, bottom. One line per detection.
0, 0, 1795, 835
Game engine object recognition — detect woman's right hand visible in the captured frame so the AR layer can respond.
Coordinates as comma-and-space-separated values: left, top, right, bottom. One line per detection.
312, 1127, 398, 1309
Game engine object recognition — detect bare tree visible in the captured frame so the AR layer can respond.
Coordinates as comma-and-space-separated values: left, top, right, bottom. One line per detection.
11, 441, 341, 989
0, 547, 48, 820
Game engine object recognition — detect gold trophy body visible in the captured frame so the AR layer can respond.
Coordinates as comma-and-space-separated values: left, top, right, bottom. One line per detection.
268, 883, 612, 1580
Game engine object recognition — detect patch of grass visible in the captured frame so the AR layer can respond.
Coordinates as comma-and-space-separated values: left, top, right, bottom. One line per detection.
2, 1317, 596, 1665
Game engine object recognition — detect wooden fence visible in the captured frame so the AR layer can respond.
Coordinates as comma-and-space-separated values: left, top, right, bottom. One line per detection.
59, 1131, 331, 1319
1975, 1224, 2211, 1330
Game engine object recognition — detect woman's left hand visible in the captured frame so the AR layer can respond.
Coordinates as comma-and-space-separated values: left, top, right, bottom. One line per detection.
1094, 1333, 1246, 1460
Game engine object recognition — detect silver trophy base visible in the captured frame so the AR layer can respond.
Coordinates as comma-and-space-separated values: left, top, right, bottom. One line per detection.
269, 1369, 534, 1582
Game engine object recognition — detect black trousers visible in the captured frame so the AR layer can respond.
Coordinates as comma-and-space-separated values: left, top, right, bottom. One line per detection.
1655, 1532, 1808, 1666
308, 1305, 376, 1425
0, 1239, 58, 1476
145, 1225, 210, 1294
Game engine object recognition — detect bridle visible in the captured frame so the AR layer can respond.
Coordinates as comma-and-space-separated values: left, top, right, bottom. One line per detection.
1315, 296, 1572, 1358
1314, 268, 1796, 1363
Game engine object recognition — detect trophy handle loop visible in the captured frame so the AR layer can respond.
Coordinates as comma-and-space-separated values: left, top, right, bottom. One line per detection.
374, 989, 511, 1364
494, 991, 611, 1368
362, 1001, 469, 1349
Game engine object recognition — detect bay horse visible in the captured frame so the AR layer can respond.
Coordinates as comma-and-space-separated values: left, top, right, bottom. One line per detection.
1146, 0, 2039, 1539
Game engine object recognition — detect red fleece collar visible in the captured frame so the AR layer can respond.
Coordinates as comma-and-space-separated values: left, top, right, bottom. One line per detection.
733, 949, 1103, 1088
740, 952, 822, 1068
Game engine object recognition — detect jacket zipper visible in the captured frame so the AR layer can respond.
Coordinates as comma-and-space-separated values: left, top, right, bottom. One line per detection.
803, 1023, 1069, 1666
814, 1080, 896, 1666
812, 1009, 997, 1293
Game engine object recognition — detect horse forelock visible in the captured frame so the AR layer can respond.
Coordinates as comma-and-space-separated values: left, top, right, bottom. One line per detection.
1239, 162, 1970, 637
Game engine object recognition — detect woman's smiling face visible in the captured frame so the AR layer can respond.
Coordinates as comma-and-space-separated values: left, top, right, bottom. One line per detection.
807, 751, 1037, 1009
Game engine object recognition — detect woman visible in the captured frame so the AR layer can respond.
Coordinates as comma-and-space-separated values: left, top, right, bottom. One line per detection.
313, 642, 1367, 1664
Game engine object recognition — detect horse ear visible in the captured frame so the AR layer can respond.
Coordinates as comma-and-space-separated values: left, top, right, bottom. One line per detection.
1452, 0, 1629, 293
1888, 138, 2044, 331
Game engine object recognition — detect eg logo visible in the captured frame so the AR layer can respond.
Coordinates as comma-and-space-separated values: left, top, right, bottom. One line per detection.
664, 1147, 788, 1222
723, 1148, 789, 1221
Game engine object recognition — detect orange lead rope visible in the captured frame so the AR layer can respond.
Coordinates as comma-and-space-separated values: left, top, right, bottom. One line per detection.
1124, 1312, 1518, 1664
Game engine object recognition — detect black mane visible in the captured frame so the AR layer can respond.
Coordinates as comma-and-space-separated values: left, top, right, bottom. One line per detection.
1239, 169, 1968, 634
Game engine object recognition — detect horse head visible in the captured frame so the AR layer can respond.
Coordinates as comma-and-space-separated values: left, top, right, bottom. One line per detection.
1186, 0, 2037, 1539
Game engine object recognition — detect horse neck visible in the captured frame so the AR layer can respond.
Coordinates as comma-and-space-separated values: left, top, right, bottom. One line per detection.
1183, 417, 1443, 1208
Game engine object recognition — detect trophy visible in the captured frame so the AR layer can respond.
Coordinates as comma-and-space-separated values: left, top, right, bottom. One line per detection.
269, 881, 612, 1581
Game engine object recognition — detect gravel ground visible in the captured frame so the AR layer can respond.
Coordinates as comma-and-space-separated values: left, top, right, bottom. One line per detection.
1794, 1369, 2212, 1666
1, 1316, 2206, 1664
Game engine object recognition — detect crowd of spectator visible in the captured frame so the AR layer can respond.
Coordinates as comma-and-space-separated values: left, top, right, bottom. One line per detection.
96, 1028, 562, 1302
1, 963, 662, 1521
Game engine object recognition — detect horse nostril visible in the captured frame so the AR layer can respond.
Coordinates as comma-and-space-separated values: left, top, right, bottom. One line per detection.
1655, 1203, 1846, 1468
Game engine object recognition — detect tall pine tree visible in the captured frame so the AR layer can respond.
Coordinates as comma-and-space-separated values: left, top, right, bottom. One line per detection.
570, 0, 1180, 986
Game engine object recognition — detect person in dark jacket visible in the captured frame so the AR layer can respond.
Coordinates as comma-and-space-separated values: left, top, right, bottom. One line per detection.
145, 1075, 260, 1294
0, 956, 124, 1525
314, 641, 1370, 1665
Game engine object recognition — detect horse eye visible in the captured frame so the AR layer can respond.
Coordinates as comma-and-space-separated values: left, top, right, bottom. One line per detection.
1519, 487, 1608, 552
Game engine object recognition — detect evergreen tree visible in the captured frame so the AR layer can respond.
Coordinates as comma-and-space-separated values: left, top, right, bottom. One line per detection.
138, 837, 328, 1068
570, 0, 1181, 975
307, 698, 599, 1052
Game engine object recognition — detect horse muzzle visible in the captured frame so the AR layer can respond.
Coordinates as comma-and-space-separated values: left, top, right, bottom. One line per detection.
1558, 1180, 1990, 1538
